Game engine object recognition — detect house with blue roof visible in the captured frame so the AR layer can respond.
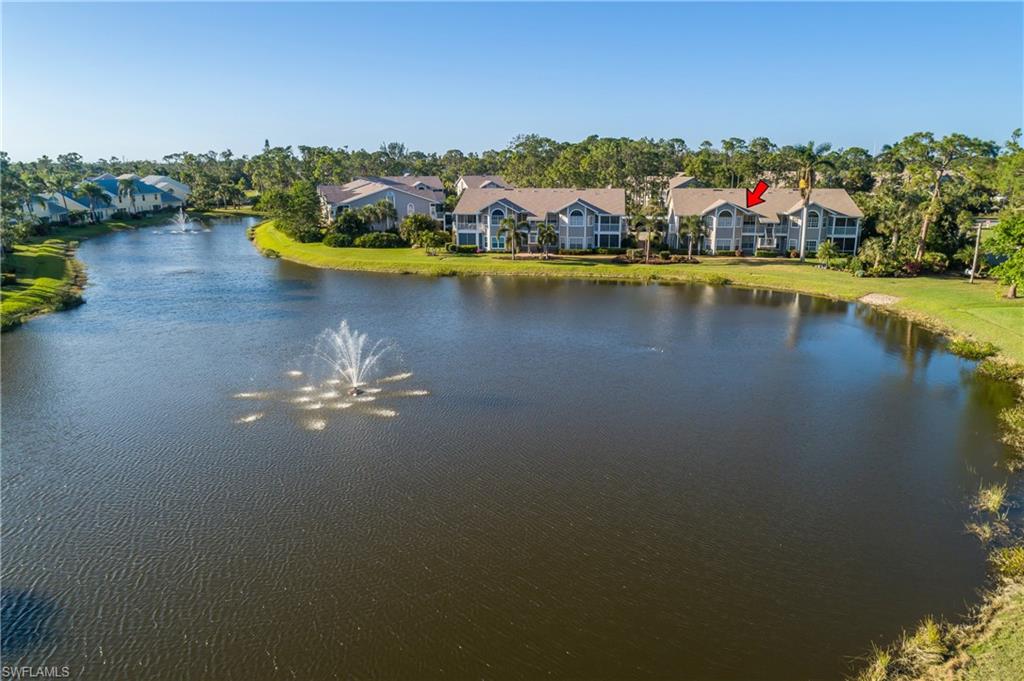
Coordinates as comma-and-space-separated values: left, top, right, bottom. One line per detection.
22, 193, 90, 225
88, 175, 181, 216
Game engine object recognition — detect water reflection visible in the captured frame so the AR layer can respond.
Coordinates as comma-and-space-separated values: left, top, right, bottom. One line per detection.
0, 219, 1014, 681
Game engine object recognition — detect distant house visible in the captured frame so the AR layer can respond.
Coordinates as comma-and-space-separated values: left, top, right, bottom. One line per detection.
142, 175, 192, 202
667, 173, 698, 190
22, 194, 80, 224
452, 187, 627, 251
666, 187, 864, 255
317, 176, 446, 229
88, 177, 180, 216
455, 175, 511, 195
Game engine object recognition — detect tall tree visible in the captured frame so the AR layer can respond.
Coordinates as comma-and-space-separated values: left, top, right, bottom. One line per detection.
896, 132, 998, 261
536, 222, 557, 259
497, 216, 525, 260
75, 182, 111, 223
680, 214, 705, 260
117, 177, 137, 214
789, 142, 836, 262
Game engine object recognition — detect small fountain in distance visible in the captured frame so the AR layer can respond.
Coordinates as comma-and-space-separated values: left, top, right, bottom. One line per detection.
313, 320, 390, 396
170, 206, 193, 233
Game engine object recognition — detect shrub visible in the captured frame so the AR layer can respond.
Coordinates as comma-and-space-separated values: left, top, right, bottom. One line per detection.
332, 210, 368, 236
262, 248, 280, 259
354, 232, 405, 248
595, 247, 626, 255
323, 233, 353, 248
948, 338, 998, 360
989, 546, 1024, 578
788, 248, 799, 258
561, 248, 596, 255
399, 213, 442, 243
999, 403, 1024, 463
704, 274, 730, 286
830, 256, 850, 271
974, 482, 1007, 515
626, 248, 644, 261
754, 249, 778, 257
659, 250, 672, 261
921, 251, 949, 273
445, 243, 457, 253
455, 245, 478, 254
847, 256, 863, 273
901, 260, 922, 277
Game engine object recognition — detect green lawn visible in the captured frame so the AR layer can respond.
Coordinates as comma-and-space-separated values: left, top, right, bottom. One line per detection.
254, 221, 1024, 363
955, 583, 1024, 681
1, 240, 83, 329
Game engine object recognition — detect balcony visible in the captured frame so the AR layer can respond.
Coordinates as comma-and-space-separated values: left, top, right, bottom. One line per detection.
756, 237, 780, 249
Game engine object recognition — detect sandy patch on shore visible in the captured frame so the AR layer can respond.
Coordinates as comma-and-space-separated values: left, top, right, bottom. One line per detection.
860, 293, 900, 305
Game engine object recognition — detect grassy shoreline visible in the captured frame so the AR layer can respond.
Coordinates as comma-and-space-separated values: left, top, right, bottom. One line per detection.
254, 221, 1023, 364
1, 207, 262, 331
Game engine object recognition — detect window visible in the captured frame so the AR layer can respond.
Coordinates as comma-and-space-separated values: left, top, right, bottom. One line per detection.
490, 208, 504, 226
568, 209, 585, 239
718, 210, 733, 227
703, 215, 713, 229
407, 202, 416, 216
386, 192, 395, 204
832, 237, 857, 253
806, 240, 818, 253
742, 213, 756, 226
597, 234, 620, 248
715, 238, 732, 252
457, 233, 477, 246
807, 211, 819, 229
598, 215, 619, 230
528, 232, 538, 245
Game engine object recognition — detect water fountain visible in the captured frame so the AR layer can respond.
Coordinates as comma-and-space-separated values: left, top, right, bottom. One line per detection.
233, 320, 425, 426
312, 320, 390, 396
171, 206, 192, 233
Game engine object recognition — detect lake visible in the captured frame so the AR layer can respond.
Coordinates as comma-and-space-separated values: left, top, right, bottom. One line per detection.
1, 216, 1017, 680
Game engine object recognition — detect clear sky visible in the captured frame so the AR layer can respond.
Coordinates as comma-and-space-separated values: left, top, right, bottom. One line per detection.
2, 2, 1021, 160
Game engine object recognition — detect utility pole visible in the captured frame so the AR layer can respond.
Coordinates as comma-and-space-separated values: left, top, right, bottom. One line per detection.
969, 222, 982, 284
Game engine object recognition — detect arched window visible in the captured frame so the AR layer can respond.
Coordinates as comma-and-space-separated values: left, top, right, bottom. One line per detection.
569, 209, 585, 227
718, 210, 733, 227
807, 211, 819, 229
490, 208, 505, 225
407, 202, 416, 216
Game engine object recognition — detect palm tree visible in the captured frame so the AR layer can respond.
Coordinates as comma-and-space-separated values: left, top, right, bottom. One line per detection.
680, 214, 705, 260
374, 200, 398, 232
816, 239, 838, 268
647, 215, 667, 263
75, 182, 111, 223
44, 171, 74, 223
791, 142, 836, 262
858, 237, 886, 269
497, 216, 525, 260
629, 213, 647, 261
117, 178, 138, 215
536, 222, 557, 259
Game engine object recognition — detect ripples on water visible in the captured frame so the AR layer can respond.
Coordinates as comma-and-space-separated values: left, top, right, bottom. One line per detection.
0, 218, 1016, 680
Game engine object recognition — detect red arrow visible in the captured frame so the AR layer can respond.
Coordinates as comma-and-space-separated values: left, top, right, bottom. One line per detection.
746, 180, 769, 207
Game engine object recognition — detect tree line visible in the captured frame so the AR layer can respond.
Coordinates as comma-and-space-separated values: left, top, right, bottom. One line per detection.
2, 131, 1021, 295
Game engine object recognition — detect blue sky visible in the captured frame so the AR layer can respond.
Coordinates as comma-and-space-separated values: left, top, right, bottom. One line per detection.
2, 2, 1021, 160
